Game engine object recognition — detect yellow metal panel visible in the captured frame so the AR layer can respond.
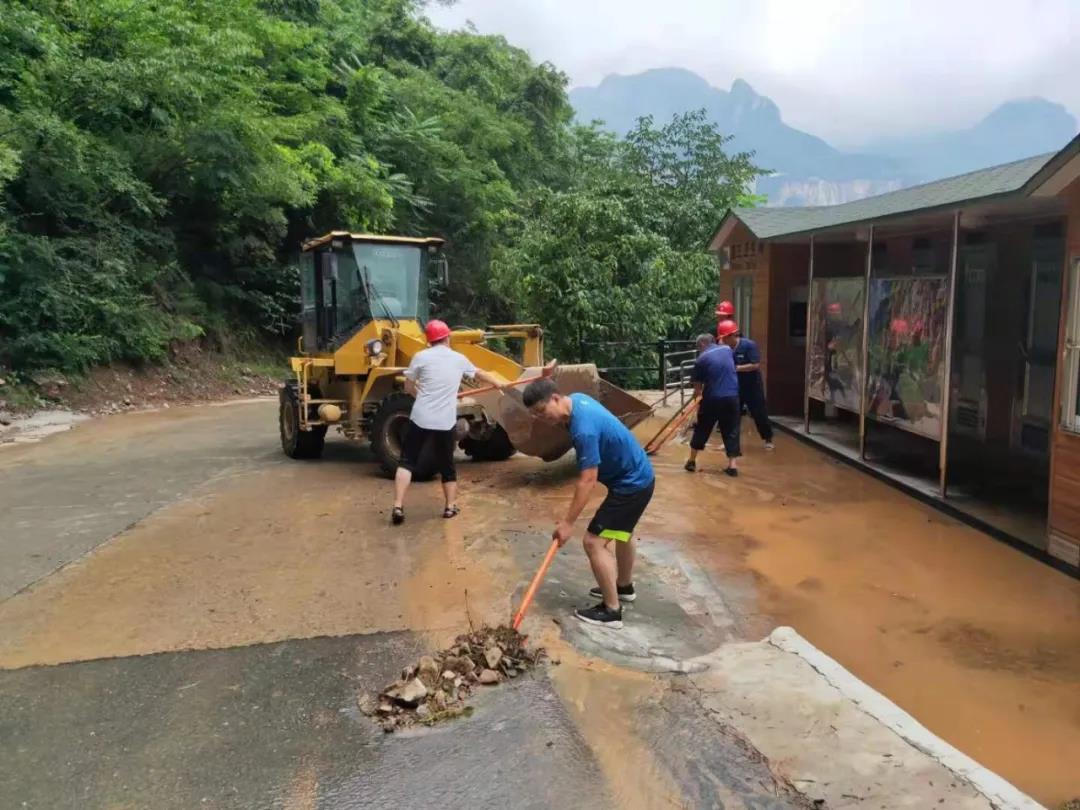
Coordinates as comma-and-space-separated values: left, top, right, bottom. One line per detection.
333, 321, 382, 375
448, 329, 486, 343
302, 231, 446, 251
455, 342, 523, 382
289, 356, 334, 372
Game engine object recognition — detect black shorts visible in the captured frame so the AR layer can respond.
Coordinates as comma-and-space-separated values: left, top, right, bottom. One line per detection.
400, 422, 457, 481
586, 480, 654, 542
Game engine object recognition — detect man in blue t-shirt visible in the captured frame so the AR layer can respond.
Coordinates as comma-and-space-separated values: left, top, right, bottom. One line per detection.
686, 328, 742, 476
523, 378, 655, 629
731, 332, 774, 449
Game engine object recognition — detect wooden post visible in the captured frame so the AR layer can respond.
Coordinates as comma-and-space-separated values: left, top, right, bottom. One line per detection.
939, 211, 962, 497
859, 225, 875, 459
804, 235, 816, 433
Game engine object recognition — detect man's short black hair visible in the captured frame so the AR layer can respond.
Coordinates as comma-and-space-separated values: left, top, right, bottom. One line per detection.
522, 377, 559, 409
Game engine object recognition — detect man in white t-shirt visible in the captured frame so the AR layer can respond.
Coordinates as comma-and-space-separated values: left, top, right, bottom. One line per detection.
392, 319, 505, 524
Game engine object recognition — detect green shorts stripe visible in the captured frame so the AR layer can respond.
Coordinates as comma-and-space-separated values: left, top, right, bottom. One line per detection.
598, 529, 632, 542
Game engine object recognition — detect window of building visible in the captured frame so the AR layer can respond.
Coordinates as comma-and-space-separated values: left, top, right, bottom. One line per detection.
734, 275, 753, 338
1062, 258, 1080, 433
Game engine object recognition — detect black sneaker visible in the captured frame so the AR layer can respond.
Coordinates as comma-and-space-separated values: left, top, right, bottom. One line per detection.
684, 460, 696, 472
589, 583, 636, 602
575, 603, 623, 629
724, 467, 739, 477
587, 583, 635, 604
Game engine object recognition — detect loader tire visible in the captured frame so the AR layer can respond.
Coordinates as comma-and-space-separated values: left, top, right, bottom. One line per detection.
370, 392, 437, 481
279, 384, 326, 459
461, 424, 516, 462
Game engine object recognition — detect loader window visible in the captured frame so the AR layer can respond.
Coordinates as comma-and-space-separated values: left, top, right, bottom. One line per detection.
299, 251, 317, 352
353, 243, 428, 321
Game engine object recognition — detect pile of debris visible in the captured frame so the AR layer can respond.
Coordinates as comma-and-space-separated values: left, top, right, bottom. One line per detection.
360, 626, 544, 732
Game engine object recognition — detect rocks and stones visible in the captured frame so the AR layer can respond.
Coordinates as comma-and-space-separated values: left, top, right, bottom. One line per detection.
357, 694, 379, 716
362, 625, 543, 732
31, 370, 68, 398
384, 677, 428, 708
417, 655, 439, 683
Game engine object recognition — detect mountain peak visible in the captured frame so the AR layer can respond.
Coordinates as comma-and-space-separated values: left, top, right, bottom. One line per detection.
979, 97, 1076, 131
568, 68, 1075, 206
730, 78, 758, 98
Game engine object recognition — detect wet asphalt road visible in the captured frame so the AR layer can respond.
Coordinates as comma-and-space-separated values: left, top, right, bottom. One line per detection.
0, 632, 613, 809
0, 400, 811, 809
7, 399, 1074, 805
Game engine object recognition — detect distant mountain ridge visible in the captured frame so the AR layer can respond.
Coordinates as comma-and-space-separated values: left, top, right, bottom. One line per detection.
569, 68, 1078, 206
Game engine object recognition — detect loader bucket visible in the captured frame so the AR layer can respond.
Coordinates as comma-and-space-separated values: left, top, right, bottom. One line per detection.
465, 364, 654, 462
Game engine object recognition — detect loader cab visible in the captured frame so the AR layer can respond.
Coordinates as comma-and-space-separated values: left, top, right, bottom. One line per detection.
299, 232, 447, 352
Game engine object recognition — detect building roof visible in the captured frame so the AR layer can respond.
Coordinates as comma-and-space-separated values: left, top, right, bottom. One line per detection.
719, 153, 1057, 243
302, 231, 446, 251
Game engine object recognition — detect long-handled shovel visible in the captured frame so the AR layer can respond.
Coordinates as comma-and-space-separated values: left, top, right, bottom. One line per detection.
511, 537, 560, 631
643, 395, 701, 455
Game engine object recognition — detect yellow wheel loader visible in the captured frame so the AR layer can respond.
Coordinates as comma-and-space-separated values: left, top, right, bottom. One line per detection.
280, 231, 652, 477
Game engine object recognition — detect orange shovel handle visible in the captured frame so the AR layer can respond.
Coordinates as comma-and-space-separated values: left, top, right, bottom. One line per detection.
457, 376, 533, 399
457, 359, 558, 399
511, 538, 560, 631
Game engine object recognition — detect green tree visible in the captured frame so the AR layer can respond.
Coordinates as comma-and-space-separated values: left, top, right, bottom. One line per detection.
490, 111, 764, 382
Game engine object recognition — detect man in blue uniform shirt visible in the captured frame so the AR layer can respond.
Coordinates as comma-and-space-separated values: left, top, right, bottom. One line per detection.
728, 324, 775, 450
523, 378, 655, 629
686, 327, 742, 476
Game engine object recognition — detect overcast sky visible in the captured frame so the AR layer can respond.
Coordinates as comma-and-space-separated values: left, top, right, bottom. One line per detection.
426, 0, 1080, 146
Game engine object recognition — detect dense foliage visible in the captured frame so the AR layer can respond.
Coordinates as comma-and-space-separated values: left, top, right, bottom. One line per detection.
0, 0, 762, 377
492, 113, 762, 377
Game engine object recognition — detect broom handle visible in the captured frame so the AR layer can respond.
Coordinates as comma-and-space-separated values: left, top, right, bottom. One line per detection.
511, 538, 560, 631
645, 396, 701, 454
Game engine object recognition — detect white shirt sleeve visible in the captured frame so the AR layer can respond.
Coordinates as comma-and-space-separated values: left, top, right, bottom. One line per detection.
404, 352, 422, 380
459, 352, 478, 380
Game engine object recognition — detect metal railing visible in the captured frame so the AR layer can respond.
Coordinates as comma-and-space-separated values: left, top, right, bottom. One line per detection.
661, 350, 698, 407
578, 339, 695, 393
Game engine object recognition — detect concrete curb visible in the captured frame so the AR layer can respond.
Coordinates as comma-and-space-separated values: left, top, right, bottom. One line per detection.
767, 626, 1045, 810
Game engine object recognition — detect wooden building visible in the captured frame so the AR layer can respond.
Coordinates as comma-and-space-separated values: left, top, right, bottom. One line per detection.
709, 134, 1080, 572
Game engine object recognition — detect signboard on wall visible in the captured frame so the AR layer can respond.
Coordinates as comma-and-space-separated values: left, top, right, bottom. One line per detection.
807, 277, 865, 412
865, 277, 948, 439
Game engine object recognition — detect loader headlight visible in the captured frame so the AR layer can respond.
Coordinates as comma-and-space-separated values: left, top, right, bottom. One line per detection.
365, 338, 384, 357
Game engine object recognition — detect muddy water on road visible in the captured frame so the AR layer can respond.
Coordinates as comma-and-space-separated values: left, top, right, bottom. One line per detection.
3, 401, 1078, 805
0, 456, 512, 667
651, 432, 1080, 808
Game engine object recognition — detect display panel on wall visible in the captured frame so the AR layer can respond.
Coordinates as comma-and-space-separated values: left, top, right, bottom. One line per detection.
808, 277, 865, 412
866, 277, 948, 439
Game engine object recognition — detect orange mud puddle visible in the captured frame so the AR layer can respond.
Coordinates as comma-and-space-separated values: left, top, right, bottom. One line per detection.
649, 429, 1080, 808
0, 460, 513, 668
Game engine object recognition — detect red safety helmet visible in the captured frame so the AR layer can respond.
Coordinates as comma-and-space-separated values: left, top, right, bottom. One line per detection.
424, 319, 452, 344
716, 300, 736, 317
827, 302, 842, 316
717, 319, 740, 338
890, 318, 910, 336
